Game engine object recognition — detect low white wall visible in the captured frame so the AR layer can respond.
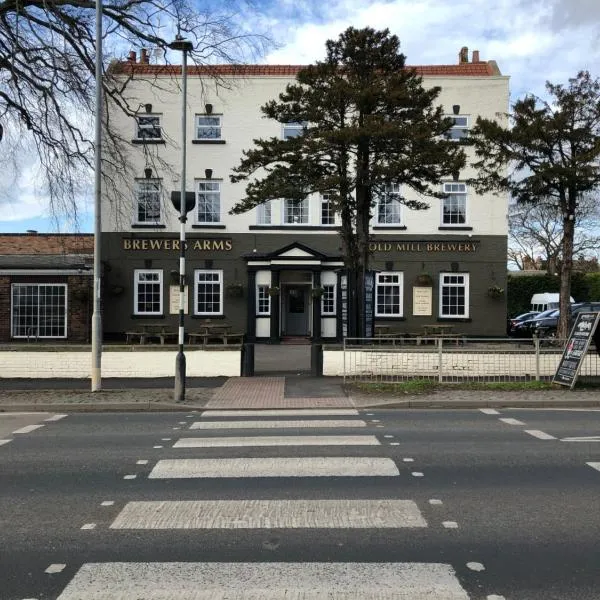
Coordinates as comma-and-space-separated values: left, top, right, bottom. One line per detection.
0, 350, 240, 378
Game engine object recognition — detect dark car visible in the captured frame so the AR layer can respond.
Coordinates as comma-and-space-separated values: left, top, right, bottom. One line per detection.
507, 311, 540, 336
512, 308, 558, 338
535, 302, 600, 339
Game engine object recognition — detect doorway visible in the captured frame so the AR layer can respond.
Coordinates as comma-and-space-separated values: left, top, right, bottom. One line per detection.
283, 285, 310, 336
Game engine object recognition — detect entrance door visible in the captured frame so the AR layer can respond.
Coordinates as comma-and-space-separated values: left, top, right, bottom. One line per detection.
284, 286, 309, 336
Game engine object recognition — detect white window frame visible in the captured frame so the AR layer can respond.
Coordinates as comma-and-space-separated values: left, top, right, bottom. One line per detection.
196, 115, 222, 140
196, 180, 221, 224
283, 197, 309, 225
282, 121, 307, 140
375, 272, 404, 317
134, 179, 162, 224
320, 192, 335, 226
441, 182, 468, 226
439, 273, 470, 318
321, 284, 336, 315
136, 114, 162, 140
194, 269, 224, 316
11, 283, 68, 339
376, 184, 402, 226
134, 269, 163, 316
257, 201, 272, 225
256, 284, 271, 315
445, 115, 469, 141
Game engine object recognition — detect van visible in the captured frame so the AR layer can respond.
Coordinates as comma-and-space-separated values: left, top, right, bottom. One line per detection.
530, 293, 575, 313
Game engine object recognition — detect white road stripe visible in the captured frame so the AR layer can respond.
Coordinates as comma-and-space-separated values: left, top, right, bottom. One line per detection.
81, 523, 96, 530
524, 430, 556, 440
174, 435, 380, 448
45, 414, 68, 422
443, 521, 459, 529
100, 501, 114, 507
12, 424, 44, 434
191, 419, 366, 430
45, 564, 66, 574
0, 439, 11, 446
561, 436, 600, 442
586, 462, 600, 472
110, 499, 427, 529
499, 418, 525, 426
202, 409, 359, 417
56, 562, 469, 600
480, 409, 499, 415
149, 457, 400, 479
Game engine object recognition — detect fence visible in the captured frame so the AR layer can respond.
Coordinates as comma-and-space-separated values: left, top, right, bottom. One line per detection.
341, 337, 600, 384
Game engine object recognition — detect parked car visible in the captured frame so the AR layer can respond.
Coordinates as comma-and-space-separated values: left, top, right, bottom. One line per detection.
507, 311, 540, 336
511, 309, 558, 338
535, 302, 600, 339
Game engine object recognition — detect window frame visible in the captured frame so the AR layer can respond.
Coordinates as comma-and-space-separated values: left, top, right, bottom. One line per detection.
439, 272, 470, 318
445, 115, 469, 141
134, 269, 163, 316
283, 197, 309, 225
134, 178, 162, 225
282, 121, 307, 140
196, 180, 221, 224
376, 184, 402, 226
375, 271, 404, 317
256, 284, 271, 315
196, 115, 222, 140
11, 283, 68, 339
321, 283, 337, 315
135, 114, 162, 140
256, 200, 272, 225
320, 192, 335, 226
194, 269, 224, 316
441, 182, 468, 226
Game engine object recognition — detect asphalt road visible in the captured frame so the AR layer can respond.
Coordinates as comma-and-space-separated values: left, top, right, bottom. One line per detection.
1, 408, 599, 599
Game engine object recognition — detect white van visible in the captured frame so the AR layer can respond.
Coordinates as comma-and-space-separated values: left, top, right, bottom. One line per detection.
530, 293, 575, 313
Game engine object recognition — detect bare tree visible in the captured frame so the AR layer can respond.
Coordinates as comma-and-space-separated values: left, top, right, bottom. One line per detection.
0, 0, 270, 228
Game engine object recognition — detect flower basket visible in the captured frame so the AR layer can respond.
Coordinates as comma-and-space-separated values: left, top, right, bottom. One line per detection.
268, 286, 280, 297
311, 287, 324, 298
487, 285, 504, 299
226, 283, 244, 298
415, 273, 433, 286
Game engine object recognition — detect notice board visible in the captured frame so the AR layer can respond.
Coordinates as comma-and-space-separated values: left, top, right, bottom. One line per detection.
552, 312, 600, 388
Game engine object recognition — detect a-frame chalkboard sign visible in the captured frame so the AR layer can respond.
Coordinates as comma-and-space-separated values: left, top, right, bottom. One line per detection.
552, 312, 600, 388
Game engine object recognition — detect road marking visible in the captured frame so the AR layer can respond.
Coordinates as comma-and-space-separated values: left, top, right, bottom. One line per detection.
561, 436, 600, 442
100, 501, 114, 507
45, 414, 68, 422
499, 418, 525, 426
390, 442, 400, 446
178, 421, 187, 425
81, 523, 96, 530
429, 499, 443, 505
55, 562, 469, 599
161, 438, 171, 441
191, 419, 366, 430
174, 435, 380, 448
45, 564, 66, 574
136, 460, 149, 465
12, 424, 45, 434
110, 499, 427, 529
123, 475, 137, 480
443, 521, 459, 529
487, 596, 506, 600
586, 462, 600, 472
524, 430, 556, 440
466, 562, 485, 572
480, 409, 499, 415
202, 409, 359, 417
384, 435, 394, 438
403, 458, 414, 462
371, 419, 381, 423
153, 445, 163, 449
412, 472, 424, 477
0, 439, 11, 446
149, 457, 400, 479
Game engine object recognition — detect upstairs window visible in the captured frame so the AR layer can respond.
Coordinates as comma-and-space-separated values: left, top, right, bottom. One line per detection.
284, 198, 309, 224
376, 184, 402, 225
445, 116, 469, 141
257, 201, 272, 225
442, 182, 467, 225
135, 180, 161, 224
196, 115, 222, 140
197, 181, 221, 224
320, 193, 335, 225
283, 121, 307, 140
136, 115, 161, 140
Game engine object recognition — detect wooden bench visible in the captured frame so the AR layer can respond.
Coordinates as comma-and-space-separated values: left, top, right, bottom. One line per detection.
188, 331, 244, 346
126, 326, 177, 345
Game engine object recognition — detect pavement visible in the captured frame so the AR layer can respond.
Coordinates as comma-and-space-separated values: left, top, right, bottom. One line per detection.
0, 375, 600, 412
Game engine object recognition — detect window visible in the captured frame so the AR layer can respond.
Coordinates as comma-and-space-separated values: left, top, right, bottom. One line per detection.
135, 180, 161, 224
375, 272, 403, 316
284, 198, 309, 224
442, 183, 467, 225
321, 284, 336, 315
440, 273, 469, 318
11, 284, 67, 338
257, 201, 272, 225
283, 121, 307, 140
195, 270, 223, 315
134, 270, 163, 315
321, 193, 335, 225
445, 116, 469, 141
197, 181, 220, 223
257, 285, 271, 315
376, 184, 402, 225
196, 115, 222, 140
136, 115, 161, 140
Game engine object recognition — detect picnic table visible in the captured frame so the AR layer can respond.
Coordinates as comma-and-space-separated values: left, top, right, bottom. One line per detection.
188, 321, 244, 346
125, 324, 178, 345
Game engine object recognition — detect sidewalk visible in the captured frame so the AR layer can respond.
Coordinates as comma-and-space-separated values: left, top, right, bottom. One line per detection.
0, 376, 599, 412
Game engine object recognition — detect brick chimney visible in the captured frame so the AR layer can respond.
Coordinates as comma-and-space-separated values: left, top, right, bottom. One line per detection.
472, 50, 480, 62
140, 48, 149, 64
459, 46, 469, 64
128, 50, 137, 63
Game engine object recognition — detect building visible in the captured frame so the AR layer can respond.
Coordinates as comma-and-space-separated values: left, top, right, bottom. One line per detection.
0, 233, 93, 342
101, 47, 509, 343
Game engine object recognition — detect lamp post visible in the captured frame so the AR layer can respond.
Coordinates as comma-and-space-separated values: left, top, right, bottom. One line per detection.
169, 35, 194, 402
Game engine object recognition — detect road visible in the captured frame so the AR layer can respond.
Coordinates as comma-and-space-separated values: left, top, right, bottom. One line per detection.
1, 407, 600, 599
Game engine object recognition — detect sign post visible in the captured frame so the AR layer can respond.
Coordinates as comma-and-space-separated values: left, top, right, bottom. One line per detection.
552, 312, 600, 388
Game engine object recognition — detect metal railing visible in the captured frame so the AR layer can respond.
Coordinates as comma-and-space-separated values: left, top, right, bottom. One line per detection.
342, 336, 600, 384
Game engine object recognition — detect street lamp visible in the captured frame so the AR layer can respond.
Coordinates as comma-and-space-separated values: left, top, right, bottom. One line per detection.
169, 35, 194, 402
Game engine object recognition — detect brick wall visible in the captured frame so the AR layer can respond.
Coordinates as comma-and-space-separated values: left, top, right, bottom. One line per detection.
0, 233, 93, 255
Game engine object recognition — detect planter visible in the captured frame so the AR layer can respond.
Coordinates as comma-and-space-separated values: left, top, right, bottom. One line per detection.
311, 287, 324, 298
487, 285, 504, 299
268, 286, 280, 297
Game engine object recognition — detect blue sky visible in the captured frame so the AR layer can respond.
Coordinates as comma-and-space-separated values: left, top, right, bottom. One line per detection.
1, 0, 599, 233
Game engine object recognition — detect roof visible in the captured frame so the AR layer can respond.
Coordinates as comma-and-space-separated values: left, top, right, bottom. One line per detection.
110, 61, 500, 78
0, 254, 93, 269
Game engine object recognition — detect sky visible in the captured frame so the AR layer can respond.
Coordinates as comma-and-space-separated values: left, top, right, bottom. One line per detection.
1, 0, 599, 233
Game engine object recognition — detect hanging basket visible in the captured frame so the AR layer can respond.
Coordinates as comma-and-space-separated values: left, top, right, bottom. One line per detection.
268, 286, 280, 297
311, 287, 324, 298
226, 283, 244, 298
487, 285, 504, 299
415, 273, 433, 286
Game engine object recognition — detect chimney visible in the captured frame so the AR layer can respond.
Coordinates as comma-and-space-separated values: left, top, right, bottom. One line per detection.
128, 50, 137, 63
140, 48, 149, 64
459, 46, 469, 64
472, 50, 480, 63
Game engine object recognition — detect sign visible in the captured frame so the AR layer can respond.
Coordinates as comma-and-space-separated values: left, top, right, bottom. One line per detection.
169, 285, 189, 314
340, 274, 348, 338
413, 286, 433, 316
552, 312, 600, 388
122, 238, 232, 251
368, 240, 478, 253
363, 271, 375, 339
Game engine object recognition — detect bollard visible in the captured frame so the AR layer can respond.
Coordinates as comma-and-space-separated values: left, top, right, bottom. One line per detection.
311, 343, 323, 377
240, 342, 255, 377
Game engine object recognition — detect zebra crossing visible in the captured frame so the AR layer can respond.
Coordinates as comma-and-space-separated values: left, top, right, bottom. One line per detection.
56, 408, 474, 599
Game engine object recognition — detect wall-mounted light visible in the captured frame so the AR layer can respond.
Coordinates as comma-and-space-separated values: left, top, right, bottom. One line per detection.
451, 262, 459, 272
205, 103, 213, 114
453, 171, 460, 181
144, 103, 153, 113
144, 167, 153, 179
205, 168, 213, 179
452, 104, 460, 115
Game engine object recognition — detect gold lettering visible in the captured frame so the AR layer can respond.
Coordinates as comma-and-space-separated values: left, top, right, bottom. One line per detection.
203, 240, 211, 250
149, 239, 161, 250
173, 240, 180, 250
369, 242, 377, 252
141, 239, 148, 250
213, 240, 225, 250
164, 240, 171, 250
396, 243, 405, 251
123, 239, 131, 250
427, 243, 433, 251
448, 243, 457, 251
434, 244, 441, 252
193, 240, 202, 250
458, 243, 464, 252
225, 240, 232, 251
384, 243, 391, 251
132, 240, 141, 250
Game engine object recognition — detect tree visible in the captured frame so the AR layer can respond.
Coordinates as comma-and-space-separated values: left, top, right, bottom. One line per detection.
230, 27, 465, 337
470, 71, 600, 339
508, 195, 600, 272
0, 0, 268, 228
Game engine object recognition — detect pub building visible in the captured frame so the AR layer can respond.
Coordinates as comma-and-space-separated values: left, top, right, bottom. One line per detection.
100, 47, 509, 343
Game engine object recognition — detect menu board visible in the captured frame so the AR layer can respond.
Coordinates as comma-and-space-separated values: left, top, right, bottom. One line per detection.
413, 286, 433, 316
169, 285, 189, 314
552, 312, 600, 388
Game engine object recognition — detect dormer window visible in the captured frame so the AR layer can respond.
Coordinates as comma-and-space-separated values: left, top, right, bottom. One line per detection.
445, 116, 469, 141
136, 115, 162, 140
